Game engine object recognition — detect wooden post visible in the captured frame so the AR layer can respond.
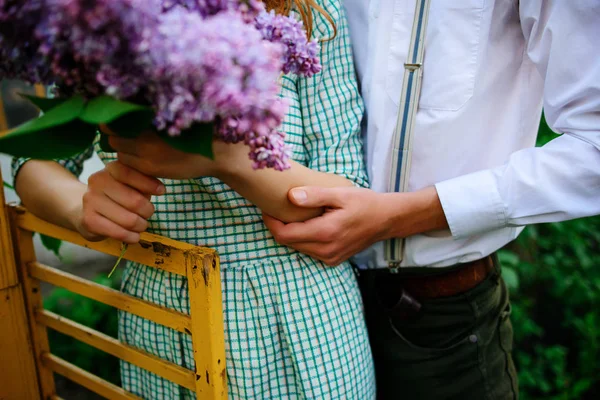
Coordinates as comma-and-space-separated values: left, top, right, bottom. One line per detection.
186, 251, 227, 399
12, 218, 57, 399
0, 88, 8, 132
0, 166, 41, 399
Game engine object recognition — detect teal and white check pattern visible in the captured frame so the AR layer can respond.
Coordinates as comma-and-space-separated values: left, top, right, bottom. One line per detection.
13, 1, 375, 398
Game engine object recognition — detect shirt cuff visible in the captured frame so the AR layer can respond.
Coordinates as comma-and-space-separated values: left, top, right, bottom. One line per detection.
435, 169, 507, 239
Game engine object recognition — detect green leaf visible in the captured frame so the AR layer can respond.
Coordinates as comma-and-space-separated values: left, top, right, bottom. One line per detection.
159, 122, 214, 159
19, 93, 67, 113
40, 234, 62, 258
498, 250, 520, 267
502, 266, 520, 292
0, 119, 98, 159
5, 95, 85, 135
0, 95, 96, 159
79, 95, 151, 125
3, 181, 14, 190
106, 109, 154, 138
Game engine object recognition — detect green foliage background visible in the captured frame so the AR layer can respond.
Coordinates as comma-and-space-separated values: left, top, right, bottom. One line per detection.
44, 272, 122, 386
501, 115, 600, 399
37, 116, 600, 397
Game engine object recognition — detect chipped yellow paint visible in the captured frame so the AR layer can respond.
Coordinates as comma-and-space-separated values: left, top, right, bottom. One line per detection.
1, 164, 227, 399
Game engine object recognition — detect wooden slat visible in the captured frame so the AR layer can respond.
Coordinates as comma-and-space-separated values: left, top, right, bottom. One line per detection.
37, 310, 197, 391
13, 206, 217, 276
0, 167, 40, 399
13, 227, 57, 398
0, 170, 18, 289
0, 90, 8, 132
34, 84, 46, 98
43, 353, 141, 400
29, 261, 192, 334
0, 285, 42, 400
187, 253, 228, 399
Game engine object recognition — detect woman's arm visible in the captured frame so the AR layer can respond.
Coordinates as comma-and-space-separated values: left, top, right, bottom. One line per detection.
216, 141, 354, 222
15, 160, 88, 232
109, 133, 354, 223
111, 1, 367, 224
15, 159, 164, 243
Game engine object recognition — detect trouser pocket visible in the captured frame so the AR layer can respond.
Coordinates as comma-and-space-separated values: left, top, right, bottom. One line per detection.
362, 267, 520, 400
493, 300, 519, 399
475, 279, 519, 400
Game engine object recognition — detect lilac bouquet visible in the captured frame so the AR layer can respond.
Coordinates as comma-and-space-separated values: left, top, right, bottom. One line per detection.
0, 0, 322, 170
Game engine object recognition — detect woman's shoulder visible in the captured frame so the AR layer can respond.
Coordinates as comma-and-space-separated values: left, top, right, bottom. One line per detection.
295, 0, 347, 41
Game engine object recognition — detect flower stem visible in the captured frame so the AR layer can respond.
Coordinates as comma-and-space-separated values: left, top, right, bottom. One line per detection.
108, 243, 128, 278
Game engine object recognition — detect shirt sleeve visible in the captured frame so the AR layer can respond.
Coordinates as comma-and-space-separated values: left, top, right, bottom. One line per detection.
297, 0, 369, 188
11, 146, 95, 184
435, 0, 600, 238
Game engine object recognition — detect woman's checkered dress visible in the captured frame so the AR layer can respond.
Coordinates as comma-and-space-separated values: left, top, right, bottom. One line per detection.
13, 2, 375, 398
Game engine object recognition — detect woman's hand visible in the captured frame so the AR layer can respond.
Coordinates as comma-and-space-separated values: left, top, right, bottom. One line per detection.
105, 130, 235, 179
73, 161, 165, 244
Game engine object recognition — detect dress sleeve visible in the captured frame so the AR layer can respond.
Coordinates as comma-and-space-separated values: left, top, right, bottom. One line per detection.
11, 145, 95, 183
297, 0, 369, 188
10, 85, 95, 182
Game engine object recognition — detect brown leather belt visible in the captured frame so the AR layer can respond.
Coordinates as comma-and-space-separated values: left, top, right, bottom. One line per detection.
377, 256, 495, 300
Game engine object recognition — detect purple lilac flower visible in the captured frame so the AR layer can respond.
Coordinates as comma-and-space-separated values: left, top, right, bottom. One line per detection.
40, 0, 159, 98
0, 0, 313, 170
163, 0, 264, 22
218, 95, 290, 171
0, 1, 53, 83
148, 10, 285, 132
168, 0, 321, 76
255, 10, 321, 76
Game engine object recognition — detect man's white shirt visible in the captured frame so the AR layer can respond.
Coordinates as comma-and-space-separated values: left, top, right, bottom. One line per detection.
344, 0, 600, 268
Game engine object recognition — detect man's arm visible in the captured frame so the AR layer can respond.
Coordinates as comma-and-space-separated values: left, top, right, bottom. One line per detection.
265, 1, 600, 265
435, 0, 600, 238
263, 186, 448, 266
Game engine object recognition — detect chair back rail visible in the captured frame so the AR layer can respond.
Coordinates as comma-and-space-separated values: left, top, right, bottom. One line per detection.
0, 166, 227, 400
0, 166, 44, 399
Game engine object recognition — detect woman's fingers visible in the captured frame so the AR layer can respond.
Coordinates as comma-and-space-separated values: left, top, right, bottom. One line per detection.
79, 210, 141, 244
83, 191, 148, 233
116, 152, 155, 177
81, 164, 160, 243
89, 172, 155, 219
105, 161, 165, 196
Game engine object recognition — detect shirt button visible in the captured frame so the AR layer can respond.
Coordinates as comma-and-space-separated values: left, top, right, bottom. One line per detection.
469, 334, 478, 343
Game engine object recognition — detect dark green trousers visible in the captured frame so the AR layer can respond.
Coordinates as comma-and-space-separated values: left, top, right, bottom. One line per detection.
358, 260, 519, 400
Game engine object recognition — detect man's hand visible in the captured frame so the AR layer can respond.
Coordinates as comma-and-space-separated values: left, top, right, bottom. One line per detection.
73, 161, 164, 244
263, 186, 449, 266
263, 186, 392, 266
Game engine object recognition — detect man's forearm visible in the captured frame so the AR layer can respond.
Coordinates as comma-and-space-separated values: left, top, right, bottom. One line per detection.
262, 185, 450, 266
15, 160, 86, 231
380, 186, 449, 240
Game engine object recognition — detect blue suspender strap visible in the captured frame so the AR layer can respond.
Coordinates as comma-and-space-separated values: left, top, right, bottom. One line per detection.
384, 0, 432, 268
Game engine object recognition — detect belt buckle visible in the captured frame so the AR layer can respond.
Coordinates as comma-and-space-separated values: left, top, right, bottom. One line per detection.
388, 261, 401, 274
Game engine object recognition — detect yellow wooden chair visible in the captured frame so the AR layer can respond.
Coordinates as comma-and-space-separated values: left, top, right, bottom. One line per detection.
0, 165, 227, 400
